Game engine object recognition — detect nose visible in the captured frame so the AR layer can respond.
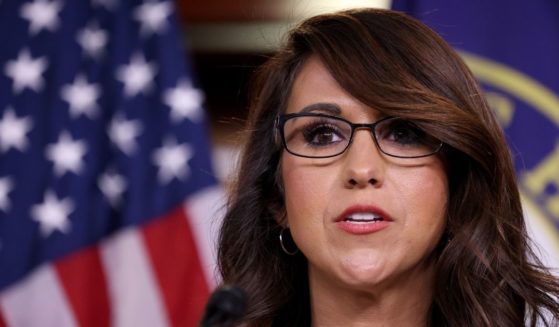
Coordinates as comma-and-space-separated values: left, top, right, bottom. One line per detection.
343, 129, 384, 189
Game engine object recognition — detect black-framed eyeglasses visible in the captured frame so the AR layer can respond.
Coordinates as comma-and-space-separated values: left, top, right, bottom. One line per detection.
275, 113, 443, 159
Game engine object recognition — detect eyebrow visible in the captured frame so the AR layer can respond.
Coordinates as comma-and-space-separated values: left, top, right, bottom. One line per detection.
298, 103, 341, 115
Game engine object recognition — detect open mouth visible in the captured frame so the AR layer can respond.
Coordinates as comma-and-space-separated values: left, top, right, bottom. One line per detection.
344, 213, 385, 223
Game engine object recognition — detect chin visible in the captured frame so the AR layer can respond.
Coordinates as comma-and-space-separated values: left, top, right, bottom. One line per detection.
336, 252, 390, 287
341, 268, 387, 288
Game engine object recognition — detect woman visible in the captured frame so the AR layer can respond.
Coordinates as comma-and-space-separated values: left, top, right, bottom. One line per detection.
217, 8, 559, 326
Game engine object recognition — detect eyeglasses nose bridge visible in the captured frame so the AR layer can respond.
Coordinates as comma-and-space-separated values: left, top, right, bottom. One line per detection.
350, 122, 378, 141
348, 123, 382, 151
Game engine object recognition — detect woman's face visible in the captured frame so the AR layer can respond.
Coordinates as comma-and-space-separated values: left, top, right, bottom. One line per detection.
281, 56, 448, 293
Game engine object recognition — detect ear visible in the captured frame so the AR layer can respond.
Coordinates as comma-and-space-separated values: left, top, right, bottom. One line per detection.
269, 202, 288, 227
275, 210, 288, 228
270, 161, 288, 227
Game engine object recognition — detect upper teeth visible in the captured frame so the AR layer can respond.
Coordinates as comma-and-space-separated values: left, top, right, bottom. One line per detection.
346, 213, 383, 221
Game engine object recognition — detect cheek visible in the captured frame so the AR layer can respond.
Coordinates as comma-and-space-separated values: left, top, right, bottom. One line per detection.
393, 164, 448, 235
281, 157, 336, 225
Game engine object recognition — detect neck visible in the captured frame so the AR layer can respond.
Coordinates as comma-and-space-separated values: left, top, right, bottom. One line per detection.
309, 264, 435, 327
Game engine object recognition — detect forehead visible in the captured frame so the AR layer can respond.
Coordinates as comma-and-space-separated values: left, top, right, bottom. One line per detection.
287, 57, 347, 111
286, 56, 379, 120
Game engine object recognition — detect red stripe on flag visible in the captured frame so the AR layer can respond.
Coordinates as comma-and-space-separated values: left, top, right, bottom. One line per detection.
142, 205, 210, 327
55, 246, 111, 327
0, 308, 6, 327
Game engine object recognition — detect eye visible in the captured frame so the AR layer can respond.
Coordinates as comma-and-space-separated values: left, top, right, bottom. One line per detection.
302, 122, 345, 147
379, 119, 425, 146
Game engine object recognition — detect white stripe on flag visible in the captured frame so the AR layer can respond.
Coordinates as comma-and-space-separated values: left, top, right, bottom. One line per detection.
185, 185, 226, 287
100, 228, 169, 327
0, 265, 78, 327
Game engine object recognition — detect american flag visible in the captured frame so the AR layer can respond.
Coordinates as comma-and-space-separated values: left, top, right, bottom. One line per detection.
0, 0, 223, 326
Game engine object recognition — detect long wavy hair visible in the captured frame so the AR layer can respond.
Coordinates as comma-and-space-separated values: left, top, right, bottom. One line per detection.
217, 8, 559, 326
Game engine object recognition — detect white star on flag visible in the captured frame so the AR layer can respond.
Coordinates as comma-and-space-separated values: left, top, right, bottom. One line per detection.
0, 0, 223, 322
152, 137, 193, 184
163, 79, 204, 123
134, 0, 173, 36
0, 177, 14, 212
0, 108, 34, 153
31, 190, 74, 237
20, 0, 63, 35
77, 23, 108, 59
98, 170, 127, 207
4, 49, 48, 93
45, 131, 88, 176
116, 53, 157, 97
61, 74, 101, 119
108, 114, 143, 155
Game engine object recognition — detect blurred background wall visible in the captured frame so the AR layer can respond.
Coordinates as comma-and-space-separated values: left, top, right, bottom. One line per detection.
176, 0, 390, 184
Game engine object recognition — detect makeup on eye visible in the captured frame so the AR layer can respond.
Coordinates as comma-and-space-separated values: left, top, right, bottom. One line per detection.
301, 120, 346, 147
286, 113, 437, 151
377, 119, 425, 146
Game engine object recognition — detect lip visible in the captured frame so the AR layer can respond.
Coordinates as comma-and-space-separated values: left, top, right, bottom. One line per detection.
335, 205, 392, 235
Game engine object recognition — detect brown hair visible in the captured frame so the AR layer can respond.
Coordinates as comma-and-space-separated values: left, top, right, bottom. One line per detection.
218, 8, 559, 326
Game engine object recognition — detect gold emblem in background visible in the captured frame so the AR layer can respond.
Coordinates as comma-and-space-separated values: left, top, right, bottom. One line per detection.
461, 51, 559, 254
